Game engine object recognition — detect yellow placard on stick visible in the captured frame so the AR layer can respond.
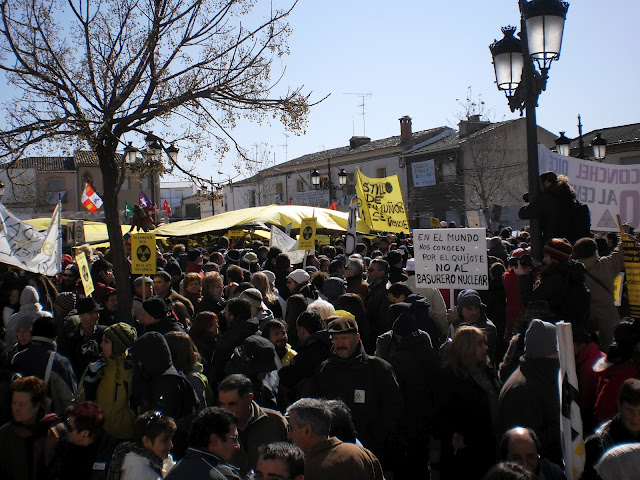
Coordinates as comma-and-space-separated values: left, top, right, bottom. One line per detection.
430, 217, 441, 228
355, 169, 410, 233
228, 230, 244, 238
298, 217, 317, 250
132, 233, 157, 275
75, 252, 94, 296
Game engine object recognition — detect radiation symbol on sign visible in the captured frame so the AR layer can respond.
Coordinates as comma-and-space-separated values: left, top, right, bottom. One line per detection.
41, 242, 54, 256
385, 182, 393, 193
81, 264, 90, 283
136, 245, 152, 262
302, 226, 313, 240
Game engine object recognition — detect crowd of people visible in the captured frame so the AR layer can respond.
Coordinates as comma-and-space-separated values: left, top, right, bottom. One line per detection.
0, 203, 639, 480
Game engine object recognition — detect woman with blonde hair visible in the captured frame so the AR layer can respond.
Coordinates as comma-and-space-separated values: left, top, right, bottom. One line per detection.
251, 271, 283, 319
197, 272, 225, 317
436, 326, 501, 480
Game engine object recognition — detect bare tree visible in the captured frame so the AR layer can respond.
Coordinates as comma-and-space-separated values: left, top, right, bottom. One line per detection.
0, 0, 317, 312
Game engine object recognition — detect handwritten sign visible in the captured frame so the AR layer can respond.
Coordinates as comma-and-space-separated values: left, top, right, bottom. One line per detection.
355, 169, 410, 233
412, 159, 436, 187
621, 234, 640, 317
413, 227, 488, 290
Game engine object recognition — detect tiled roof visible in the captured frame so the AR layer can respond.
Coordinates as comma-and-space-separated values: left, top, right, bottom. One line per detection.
74, 150, 125, 165
231, 126, 452, 186
9, 156, 75, 171
406, 120, 516, 155
569, 123, 640, 148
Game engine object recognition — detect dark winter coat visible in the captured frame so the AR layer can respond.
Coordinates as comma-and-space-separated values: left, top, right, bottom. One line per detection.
196, 294, 225, 317
60, 324, 106, 377
304, 437, 384, 480
279, 330, 331, 400
388, 266, 408, 284
207, 317, 259, 387
366, 276, 391, 338
499, 357, 562, 465
435, 364, 501, 480
165, 447, 241, 480
304, 340, 403, 465
518, 186, 575, 244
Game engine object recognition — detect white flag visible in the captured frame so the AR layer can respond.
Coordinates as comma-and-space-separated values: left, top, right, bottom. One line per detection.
557, 321, 585, 480
270, 225, 305, 265
0, 202, 61, 276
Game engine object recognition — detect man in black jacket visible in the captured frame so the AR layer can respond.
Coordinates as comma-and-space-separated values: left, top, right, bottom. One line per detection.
304, 316, 402, 469
365, 259, 391, 341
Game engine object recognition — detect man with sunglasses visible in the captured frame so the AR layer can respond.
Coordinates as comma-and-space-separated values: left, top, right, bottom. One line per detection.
166, 407, 241, 480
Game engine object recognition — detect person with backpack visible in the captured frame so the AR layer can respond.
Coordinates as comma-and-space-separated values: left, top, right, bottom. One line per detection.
519, 171, 591, 245
128, 332, 200, 459
573, 237, 624, 351
521, 238, 591, 331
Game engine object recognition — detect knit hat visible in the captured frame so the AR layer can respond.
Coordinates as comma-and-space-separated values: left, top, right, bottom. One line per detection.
327, 316, 358, 334
243, 335, 277, 372
392, 311, 418, 336
142, 297, 168, 320
15, 313, 37, 332
239, 288, 264, 309
103, 322, 137, 356
524, 319, 558, 358
287, 269, 310, 285
262, 270, 276, 285
323, 277, 345, 300
457, 289, 483, 309
225, 249, 241, 263
543, 238, 573, 264
55, 292, 76, 312
305, 266, 318, 275
32, 316, 57, 339
76, 297, 103, 315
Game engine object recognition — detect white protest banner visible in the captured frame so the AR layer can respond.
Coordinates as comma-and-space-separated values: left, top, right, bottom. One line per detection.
270, 225, 305, 265
344, 200, 358, 255
0, 202, 61, 275
538, 145, 640, 230
412, 159, 436, 187
413, 227, 488, 290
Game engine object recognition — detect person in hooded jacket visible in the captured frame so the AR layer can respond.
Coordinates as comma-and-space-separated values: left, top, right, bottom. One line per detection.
449, 289, 498, 365
138, 297, 185, 335
128, 332, 200, 458
207, 297, 258, 388
78, 322, 138, 441
5, 285, 53, 348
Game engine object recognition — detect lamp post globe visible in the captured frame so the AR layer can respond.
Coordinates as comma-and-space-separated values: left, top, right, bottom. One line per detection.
521, 0, 570, 72
310, 167, 320, 187
554, 131, 571, 157
591, 133, 607, 161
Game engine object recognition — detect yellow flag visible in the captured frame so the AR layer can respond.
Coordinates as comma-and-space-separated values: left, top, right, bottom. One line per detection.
355, 169, 410, 233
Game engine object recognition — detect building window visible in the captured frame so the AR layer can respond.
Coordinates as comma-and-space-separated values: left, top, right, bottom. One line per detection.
249, 190, 256, 207
121, 177, 130, 191
47, 178, 64, 192
376, 167, 387, 178
297, 180, 305, 192
275, 182, 284, 203
442, 161, 457, 183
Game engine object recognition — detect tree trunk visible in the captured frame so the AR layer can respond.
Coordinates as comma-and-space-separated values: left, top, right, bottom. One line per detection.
96, 142, 133, 319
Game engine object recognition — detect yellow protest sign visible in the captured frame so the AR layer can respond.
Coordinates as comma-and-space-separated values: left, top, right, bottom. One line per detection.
298, 217, 317, 250
228, 230, 244, 238
315, 234, 331, 246
131, 233, 157, 275
621, 233, 640, 317
355, 169, 410, 233
430, 217, 441, 228
75, 252, 94, 296
613, 272, 624, 307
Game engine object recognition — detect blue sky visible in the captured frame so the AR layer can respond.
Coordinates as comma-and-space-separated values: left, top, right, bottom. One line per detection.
202, 0, 639, 183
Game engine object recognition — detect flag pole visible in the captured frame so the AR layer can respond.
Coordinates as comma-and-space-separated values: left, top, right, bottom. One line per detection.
58, 196, 62, 274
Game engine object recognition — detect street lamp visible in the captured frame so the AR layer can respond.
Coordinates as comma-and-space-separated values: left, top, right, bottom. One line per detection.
554, 131, 571, 157
309, 164, 349, 207
590, 133, 607, 161
310, 167, 321, 187
489, 0, 569, 260
338, 168, 348, 186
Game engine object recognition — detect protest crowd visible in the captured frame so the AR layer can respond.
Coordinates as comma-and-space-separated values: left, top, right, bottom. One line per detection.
1, 172, 640, 480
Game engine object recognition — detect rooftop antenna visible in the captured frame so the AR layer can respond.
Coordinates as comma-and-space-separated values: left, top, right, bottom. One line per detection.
344, 92, 372, 136
281, 133, 289, 162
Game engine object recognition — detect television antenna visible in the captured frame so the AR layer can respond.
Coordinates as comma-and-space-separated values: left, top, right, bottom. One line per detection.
344, 92, 372, 136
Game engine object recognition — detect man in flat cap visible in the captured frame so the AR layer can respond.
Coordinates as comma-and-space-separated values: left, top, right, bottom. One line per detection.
304, 316, 402, 474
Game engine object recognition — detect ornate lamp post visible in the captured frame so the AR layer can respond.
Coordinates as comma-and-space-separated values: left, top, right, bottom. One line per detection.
310, 164, 349, 206
490, 0, 569, 259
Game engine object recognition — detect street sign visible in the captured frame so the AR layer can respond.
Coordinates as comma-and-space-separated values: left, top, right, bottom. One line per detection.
131, 233, 157, 275
298, 217, 317, 250
76, 252, 94, 296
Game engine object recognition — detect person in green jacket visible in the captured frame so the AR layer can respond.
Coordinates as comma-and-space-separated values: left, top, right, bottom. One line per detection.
79, 322, 137, 441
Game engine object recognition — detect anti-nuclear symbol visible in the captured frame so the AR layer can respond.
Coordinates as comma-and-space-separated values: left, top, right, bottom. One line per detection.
136, 245, 152, 262
302, 226, 313, 240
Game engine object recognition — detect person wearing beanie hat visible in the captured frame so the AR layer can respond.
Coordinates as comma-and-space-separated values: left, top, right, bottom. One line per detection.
322, 276, 345, 303
139, 296, 185, 335
12, 315, 77, 416
286, 268, 319, 304
240, 287, 275, 330
77, 321, 138, 439
60, 297, 107, 377
525, 238, 590, 329
450, 289, 498, 364
8, 312, 37, 359
498, 319, 562, 465
5, 286, 54, 349
343, 258, 368, 305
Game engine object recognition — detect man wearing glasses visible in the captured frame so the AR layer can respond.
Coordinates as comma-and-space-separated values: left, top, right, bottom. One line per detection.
166, 407, 242, 479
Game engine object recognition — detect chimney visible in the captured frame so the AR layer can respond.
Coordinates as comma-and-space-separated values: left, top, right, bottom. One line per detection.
399, 116, 412, 143
458, 115, 491, 138
349, 136, 371, 149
